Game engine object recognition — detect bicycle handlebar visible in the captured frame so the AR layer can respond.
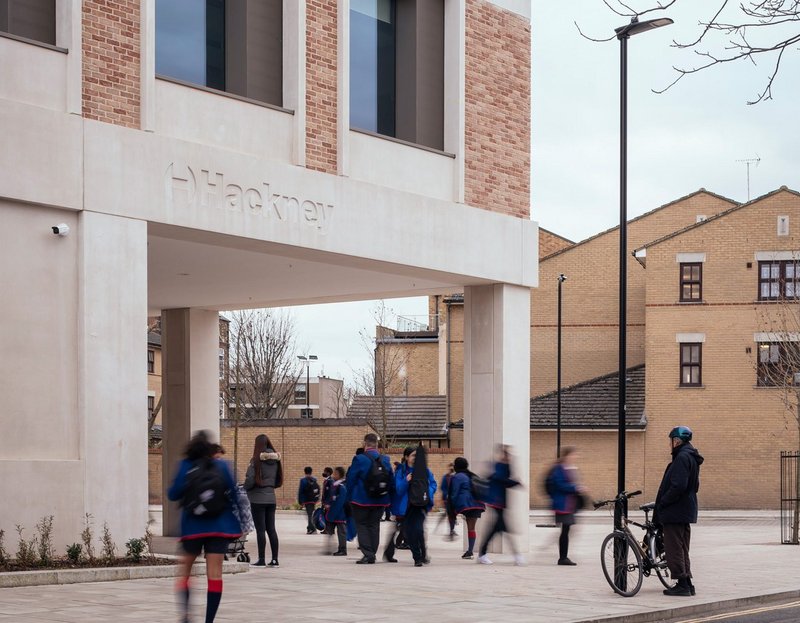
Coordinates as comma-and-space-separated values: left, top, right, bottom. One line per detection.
592, 490, 642, 510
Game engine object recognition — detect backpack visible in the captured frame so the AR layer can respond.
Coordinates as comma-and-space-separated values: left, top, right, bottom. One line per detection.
183, 459, 228, 518
470, 473, 491, 502
544, 465, 558, 497
364, 454, 392, 498
408, 473, 430, 508
303, 477, 320, 501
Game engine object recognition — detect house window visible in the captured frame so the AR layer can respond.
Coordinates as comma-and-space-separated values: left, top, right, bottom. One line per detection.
0, 0, 56, 46
300, 408, 313, 419
758, 261, 800, 300
156, 0, 283, 106
294, 383, 307, 403
147, 350, 155, 374
350, 0, 445, 150
680, 263, 702, 302
218, 348, 225, 380
147, 396, 155, 421
757, 342, 800, 386
679, 343, 702, 386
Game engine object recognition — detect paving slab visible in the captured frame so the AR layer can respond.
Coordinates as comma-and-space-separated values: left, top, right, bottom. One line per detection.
1, 512, 797, 622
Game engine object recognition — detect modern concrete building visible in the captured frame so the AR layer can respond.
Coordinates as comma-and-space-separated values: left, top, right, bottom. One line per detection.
1, 0, 536, 546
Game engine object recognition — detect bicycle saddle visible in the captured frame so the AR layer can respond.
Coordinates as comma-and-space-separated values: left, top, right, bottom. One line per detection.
639, 502, 656, 511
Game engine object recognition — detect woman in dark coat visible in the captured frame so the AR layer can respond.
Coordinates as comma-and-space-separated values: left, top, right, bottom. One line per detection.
449, 457, 485, 560
244, 434, 283, 567
547, 446, 585, 566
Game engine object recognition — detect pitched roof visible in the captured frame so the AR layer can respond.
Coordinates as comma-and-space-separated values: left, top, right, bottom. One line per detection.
348, 395, 448, 439
541, 189, 738, 262
635, 186, 800, 253
530, 365, 646, 429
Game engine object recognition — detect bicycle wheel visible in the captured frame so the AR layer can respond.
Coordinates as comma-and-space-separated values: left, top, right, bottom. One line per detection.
648, 533, 677, 590
601, 532, 643, 597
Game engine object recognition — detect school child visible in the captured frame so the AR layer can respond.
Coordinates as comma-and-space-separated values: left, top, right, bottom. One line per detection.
437, 463, 458, 539
298, 466, 321, 534
404, 445, 437, 567
477, 445, 524, 566
324, 466, 349, 556
383, 448, 413, 563
449, 457, 485, 560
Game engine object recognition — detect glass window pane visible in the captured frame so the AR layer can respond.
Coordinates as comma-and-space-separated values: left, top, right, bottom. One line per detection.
761, 264, 770, 279
691, 367, 700, 384
156, 0, 208, 86
691, 346, 700, 363
771, 283, 780, 297
787, 263, 795, 279
771, 264, 780, 279
691, 265, 700, 281
787, 283, 796, 298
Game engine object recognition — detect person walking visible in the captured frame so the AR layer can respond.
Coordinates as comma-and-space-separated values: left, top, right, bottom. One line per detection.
438, 463, 458, 540
383, 447, 413, 563
168, 430, 241, 623
324, 466, 349, 556
244, 434, 283, 568
478, 445, 524, 566
655, 426, 704, 597
346, 433, 394, 564
298, 466, 321, 534
449, 457, 485, 560
546, 446, 585, 566
321, 467, 334, 507
404, 445, 437, 567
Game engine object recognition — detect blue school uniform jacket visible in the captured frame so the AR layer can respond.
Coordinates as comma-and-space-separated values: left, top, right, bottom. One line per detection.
394, 465, 438, 515
325, 480, 349, 524
449, 471, 485, 514
485, 462, 520, 510
439, 473, 454, 504
346, 448, 394, 507
167, 458, 242, 541
549, 464, 580, 514
297, 475, 319, 505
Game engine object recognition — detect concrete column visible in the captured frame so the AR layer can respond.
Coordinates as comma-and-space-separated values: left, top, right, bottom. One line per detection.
464, 284, 531, 552
161, 308, 221, 536
79, 212, 148, 545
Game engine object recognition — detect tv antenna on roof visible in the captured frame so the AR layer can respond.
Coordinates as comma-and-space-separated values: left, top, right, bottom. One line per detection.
735, 155, 761, 201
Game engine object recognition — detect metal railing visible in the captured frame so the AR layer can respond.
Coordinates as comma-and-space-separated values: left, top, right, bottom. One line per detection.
781, 450, 800, 545
396, 314, 439, 333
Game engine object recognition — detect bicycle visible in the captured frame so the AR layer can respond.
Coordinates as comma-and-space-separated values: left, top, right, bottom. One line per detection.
593, 490, 677, 597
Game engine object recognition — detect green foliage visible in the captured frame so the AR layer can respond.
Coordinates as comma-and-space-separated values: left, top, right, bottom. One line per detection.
35, 515, 55, 565
101, 522, 116, 563
125, 538, 146, 563
66, 543, 83, 564
81, 513, 95, 562
15, 525, 37, 567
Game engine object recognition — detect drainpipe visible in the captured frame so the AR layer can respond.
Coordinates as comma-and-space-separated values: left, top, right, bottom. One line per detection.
445, 300, 452, 448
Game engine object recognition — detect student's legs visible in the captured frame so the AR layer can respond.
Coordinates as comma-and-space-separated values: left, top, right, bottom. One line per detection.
465, 516, 478, 555
405, 506, 426, 563
205, 553, 224, 623
250, 503, 267, 562
176, 553, 197, 622
264, 504, 279, 562
305, 504, 315, 531
447, 503, 457, 534
367, 506, 383, 557
479, 509, 503, 557
336, 523, 347, 553
559, 523, 571, 560
383, 518, 400, 559
351, 506, 376, 560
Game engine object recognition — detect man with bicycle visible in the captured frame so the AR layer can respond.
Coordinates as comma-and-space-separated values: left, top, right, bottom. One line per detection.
655, 426, 704, 597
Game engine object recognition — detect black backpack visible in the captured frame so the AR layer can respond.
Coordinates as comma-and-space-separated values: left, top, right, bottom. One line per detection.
303, 477, 321, 501
470, 473, 490, 502
364, 454, 392, 498
183, 459, 228, 518
408, 473, 430, 507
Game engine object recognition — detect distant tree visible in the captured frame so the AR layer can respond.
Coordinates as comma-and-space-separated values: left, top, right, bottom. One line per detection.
585, 0, 800, 104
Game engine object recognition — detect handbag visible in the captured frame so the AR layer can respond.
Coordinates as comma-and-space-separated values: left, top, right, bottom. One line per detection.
231, 484, 255, 534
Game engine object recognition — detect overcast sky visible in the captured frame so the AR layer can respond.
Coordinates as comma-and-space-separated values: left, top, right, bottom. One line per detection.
280, 1, 800, 386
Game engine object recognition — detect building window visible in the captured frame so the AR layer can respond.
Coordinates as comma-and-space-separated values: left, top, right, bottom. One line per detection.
218, 348, 225, 380
350, 0, 445, 150
147, 349, 155, 374
156, 0, 283, 106
758, 260, 800, 300
757, 342, 800, 386
0, 0, 56, 46
679, 263, 702, 302
300, 408, 313, 419
679, 343, 702, 386
147, 396, 155, 421
294, 383, 307, 403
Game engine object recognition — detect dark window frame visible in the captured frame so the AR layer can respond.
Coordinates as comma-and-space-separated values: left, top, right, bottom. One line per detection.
679, 342, 702, 387
147, 395, 155, 420
679, 262, 703, 302
300, 407, 313, 419
756, 341, 800, 387
294, 383, 307, 403
147, 349, 155, 374
758, 260, 800, 301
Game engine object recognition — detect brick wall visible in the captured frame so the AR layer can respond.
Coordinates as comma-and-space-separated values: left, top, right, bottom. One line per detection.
539, 229, 573, 257
464, 0, 530, 219
305, 0, 338, 173
148, 448, 163, 505
382, 340, 440, 396
82, 0, 140, 128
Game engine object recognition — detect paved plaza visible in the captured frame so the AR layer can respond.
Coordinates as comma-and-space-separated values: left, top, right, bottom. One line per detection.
0, 511, 796, 623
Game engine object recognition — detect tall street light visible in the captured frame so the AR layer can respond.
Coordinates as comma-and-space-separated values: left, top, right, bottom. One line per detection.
297, 354, 318, 417
557, 274, 567, 459
613, 15, 672, 589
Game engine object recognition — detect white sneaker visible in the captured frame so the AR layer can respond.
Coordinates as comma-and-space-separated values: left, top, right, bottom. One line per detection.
477, 554, 493, 565
513, 554, 526, 566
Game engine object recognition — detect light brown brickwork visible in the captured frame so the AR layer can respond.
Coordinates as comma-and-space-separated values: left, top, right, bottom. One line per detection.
383, 341, 440, 396
464, 0, 530, 219
539, 228, 573, 257
82, 0, 140, 128
305, 0, 338, 173
148, 449, 163, 505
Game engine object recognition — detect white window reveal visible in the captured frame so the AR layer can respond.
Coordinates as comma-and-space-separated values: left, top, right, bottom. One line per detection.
696, 215, 707, 223
778, 215, 789, 236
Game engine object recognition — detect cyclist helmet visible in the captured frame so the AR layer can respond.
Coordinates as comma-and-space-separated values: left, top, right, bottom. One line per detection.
668, 426, 693, 442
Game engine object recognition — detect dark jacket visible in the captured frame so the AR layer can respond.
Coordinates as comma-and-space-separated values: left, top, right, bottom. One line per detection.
440, 473, 454, 504
298, 475, 320, 505
167, 458, 242, 541
325, 480, 349, 524
449, 471, 485, 514
655, 442, 704, 524
346, 448, 394, 507
322, 475, 335, 506
548, 464, 580, 515
485, 461, 520, 510
244, 451, 282, 505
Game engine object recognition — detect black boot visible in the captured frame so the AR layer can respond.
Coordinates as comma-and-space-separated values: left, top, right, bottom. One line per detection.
663, 578, 692, 597
687, 577, 696, 596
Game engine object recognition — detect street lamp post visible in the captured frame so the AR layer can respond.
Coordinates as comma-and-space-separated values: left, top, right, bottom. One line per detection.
613, 14, 673, 589
297, 354, 318, 417
557, 274, 567, 459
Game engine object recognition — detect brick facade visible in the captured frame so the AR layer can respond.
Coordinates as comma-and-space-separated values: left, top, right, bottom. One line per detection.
82, 0, 140, 128
464, 0, 530, 219
305, 0, 338, 173
539, 228, 573, 257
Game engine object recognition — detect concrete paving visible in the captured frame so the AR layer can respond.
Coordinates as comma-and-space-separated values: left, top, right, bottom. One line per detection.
0, 510, 797, 622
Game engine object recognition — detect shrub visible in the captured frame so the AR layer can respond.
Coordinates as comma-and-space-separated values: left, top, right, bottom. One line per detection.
81, 514, 95, 562
15, 525, 37, 567
143, 520, 156, 563
35, 515, 55, 565
101, 522, 116, 563
66, 543, 83, 564
125, 538, 146, 563
0, 529, 8, 566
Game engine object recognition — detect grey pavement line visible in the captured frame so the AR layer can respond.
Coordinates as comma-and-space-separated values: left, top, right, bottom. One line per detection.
576, 589, 800, 623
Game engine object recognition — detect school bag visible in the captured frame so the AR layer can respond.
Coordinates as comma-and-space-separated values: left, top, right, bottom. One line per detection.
408, 472, 430, 507
543, 465, 558, 497
303, 476, 321, 501
364, 454, 392, 498
470, 473, 491, 502
183, 459, 228, 518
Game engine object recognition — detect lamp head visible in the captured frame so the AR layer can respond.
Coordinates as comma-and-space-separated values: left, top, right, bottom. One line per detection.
558, 274, 567, 282
615, 16, 673, 39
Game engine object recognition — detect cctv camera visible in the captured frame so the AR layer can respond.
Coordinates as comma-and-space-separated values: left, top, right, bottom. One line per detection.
52, 224, 70, 236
